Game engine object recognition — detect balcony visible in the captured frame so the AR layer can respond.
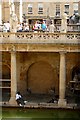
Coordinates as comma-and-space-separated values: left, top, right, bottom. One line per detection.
0, 32, 80, 43
0, 31, 80, 52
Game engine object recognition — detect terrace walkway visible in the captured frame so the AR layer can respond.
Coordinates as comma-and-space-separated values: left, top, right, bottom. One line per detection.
1, 93, 80, 109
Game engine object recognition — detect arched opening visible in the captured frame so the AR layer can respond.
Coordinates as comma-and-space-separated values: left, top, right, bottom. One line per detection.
27, 61, 54, 94
0, 64, 11, 101
70, 65, 80, 96
72, 66, 80, 81
2, 64, 10, 79
66, 65, 80, 104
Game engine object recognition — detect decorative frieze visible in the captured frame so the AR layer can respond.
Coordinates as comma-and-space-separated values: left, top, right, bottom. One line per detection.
1, 43, 80, 52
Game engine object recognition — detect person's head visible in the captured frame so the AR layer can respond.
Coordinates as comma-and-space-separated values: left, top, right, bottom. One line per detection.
17, 92, 20, 95
42, 21, 45, 24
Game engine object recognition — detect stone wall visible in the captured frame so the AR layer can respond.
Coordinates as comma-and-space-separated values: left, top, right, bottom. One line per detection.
2, 52, 80, 95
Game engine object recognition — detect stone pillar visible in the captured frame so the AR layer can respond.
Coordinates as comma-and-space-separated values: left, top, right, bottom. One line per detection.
58, 52, 67, 107
9, 51, 17, 105
9, 0, 18, 32
0, 1, 2, 24
20, 0, 22, 23
78, 1, 80, 17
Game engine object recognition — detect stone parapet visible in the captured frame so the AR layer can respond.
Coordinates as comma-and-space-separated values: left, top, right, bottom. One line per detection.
0, 32, 80, 52
0, 32, 80, 43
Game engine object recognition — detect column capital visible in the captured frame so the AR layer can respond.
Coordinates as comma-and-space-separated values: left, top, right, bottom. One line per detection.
59, 51, 67, 55
10, 45, 16, 52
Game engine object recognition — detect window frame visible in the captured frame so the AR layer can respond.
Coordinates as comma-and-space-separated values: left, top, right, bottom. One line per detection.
38, 3, 43, 14
28, 4, 33, 14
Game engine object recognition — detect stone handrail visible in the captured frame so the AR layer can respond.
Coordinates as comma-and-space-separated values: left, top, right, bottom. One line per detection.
54, 24, 80, 32
0, 32, 80, 44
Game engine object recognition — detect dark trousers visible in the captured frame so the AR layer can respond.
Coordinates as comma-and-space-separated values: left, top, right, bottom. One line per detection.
16, 98, 25, 105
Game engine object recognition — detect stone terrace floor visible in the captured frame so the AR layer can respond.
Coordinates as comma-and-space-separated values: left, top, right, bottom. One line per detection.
0, 94, 80, 109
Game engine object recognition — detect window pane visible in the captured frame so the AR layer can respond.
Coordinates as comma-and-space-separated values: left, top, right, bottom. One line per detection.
56, 4, 60, 16
65, 4, 69, 15
28, 4, 33, 13
73, 3, 78, 14
38, 3, 43, 14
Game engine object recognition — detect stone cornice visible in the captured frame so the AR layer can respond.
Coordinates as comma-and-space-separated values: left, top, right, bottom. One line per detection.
1, 43, 80, 52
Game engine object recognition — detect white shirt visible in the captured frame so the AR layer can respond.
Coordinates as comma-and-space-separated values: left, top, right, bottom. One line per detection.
17, 24, 22, 31
4, 22, 10, 31
24, 25, 29, 31
16, 93, 22, 100
49, 24, 55, 32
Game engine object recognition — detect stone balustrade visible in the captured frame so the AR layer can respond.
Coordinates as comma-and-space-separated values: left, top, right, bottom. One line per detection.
54, 24, 80, 32
0, 32, 80, 44
0, 32, 80, 52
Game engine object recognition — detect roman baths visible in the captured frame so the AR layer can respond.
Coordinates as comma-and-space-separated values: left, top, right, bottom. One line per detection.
0, 0, 80, 112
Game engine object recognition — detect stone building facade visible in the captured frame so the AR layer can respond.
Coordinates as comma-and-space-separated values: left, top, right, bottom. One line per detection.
0, 0, 80, 107
1, 1, 79, 24
1, 32, 80, 107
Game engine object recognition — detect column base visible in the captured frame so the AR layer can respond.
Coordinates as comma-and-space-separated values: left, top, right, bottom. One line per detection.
9, 97, 17, 105
58, 99, 67, 107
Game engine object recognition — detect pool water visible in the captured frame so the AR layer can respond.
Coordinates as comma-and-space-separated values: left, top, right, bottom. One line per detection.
1, 108, 80, 120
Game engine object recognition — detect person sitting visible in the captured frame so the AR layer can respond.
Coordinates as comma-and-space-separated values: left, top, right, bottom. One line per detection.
16, 92, 27, 106
47, 98, 54, 103
47, 97, 57, 103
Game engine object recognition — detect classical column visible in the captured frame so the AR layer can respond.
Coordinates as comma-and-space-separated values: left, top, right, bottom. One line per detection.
9, 51, 17, 105
0, 1, 2, 24
20, 0, 22, 23
58, 52, 67, 107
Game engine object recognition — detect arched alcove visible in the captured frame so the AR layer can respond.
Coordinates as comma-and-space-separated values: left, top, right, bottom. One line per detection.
72, 65, 80, 81
2, 64, 11, 79
27, 61, 54, 94
0, 64, 11, 101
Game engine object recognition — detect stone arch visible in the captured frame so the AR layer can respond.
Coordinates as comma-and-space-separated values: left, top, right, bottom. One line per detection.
27, 61, 54, 94
2, 64, 10, 79
0, 62, 11, 101
0, 62, 10, 79
72, 65, 80, 81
